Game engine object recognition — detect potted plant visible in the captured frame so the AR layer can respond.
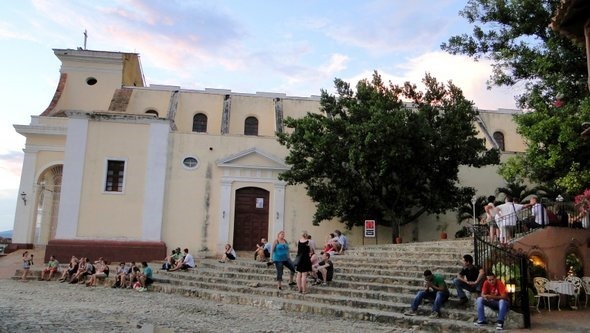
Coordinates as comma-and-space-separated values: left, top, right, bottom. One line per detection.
436, 216, 448, 240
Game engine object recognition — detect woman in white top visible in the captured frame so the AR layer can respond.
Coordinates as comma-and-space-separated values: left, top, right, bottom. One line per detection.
484, 196, 499, 243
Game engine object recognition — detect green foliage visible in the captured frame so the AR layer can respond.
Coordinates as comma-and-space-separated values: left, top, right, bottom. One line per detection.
277, 72, 500, 233
443, 0, 590, 195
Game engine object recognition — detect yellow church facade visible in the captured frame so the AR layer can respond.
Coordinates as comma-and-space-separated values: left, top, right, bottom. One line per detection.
11, 49, 525, 262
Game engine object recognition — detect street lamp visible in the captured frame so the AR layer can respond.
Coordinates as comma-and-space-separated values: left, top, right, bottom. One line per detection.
471, 196, 477, 225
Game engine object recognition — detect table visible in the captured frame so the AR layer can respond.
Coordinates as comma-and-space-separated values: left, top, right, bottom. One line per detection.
546, 281, 577, 309
546, 281, 575, 295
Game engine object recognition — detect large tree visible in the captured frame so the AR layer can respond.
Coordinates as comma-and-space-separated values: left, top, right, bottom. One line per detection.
441, 0, 590, 195
277, 72, 499, 238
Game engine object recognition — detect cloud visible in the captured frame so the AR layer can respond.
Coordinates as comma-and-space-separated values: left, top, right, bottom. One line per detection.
0, 22, 37, 42
341, 52, 519, 110
308, 1, 461, 55
0, 151, 23, 193
30, 0, 247, 72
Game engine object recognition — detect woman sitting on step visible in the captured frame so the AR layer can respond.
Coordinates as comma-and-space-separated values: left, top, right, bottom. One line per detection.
58, 256, 79, 282
219, 244, 237, 263
86, 258, 110, 287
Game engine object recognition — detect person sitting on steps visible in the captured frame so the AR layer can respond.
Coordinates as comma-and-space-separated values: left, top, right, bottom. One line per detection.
39, 255, 59, 281
405, 269, 450, 318
311, 252, 333, 285
334, 230, 348, 254
474, 271, 509, 331
86, 258, 109, 287
169, 248, 195, 271
255, 238, 272, 262
453, 254, 485, 305
58, 256, 79, 282
219, 243, 237, 263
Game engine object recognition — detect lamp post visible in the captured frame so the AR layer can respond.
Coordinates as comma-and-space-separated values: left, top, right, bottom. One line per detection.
471, 196, 477, 225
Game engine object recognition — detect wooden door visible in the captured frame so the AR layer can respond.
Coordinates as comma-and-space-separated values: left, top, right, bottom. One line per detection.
233, 187, 269, 251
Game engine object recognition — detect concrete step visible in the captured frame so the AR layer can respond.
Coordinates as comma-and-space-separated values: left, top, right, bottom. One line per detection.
11, 240, 523, 332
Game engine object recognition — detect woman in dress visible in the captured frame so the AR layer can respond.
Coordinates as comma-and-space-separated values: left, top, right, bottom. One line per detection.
295, 231, 313, 294
270, 231, 296, 290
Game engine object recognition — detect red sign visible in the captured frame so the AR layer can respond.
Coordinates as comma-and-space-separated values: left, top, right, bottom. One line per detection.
364, 220, 375, 237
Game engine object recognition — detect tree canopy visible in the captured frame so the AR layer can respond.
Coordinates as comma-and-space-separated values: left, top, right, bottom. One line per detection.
442, 0, 590, 195
277, 72, 499, 234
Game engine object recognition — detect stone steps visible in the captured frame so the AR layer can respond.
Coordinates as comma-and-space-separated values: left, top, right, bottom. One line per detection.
14, 239, 520, 332
150, 282, 496, 332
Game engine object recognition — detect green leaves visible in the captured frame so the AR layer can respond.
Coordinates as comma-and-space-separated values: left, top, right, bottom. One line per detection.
278, 72, 499, 231
445, 0, 590, 195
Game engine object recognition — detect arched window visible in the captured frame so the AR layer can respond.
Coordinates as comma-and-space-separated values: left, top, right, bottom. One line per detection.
145, 109, 158, 117
193, 113, 207, 133
493, 131, 505, 151
244, 116, 258, 136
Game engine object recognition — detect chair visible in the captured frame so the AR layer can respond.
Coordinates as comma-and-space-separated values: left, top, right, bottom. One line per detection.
582, 277, 590, 308
565, 276, 583, 309
533, 277, 560, 312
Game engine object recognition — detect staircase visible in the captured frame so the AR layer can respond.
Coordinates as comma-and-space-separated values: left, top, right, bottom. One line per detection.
12, 240, 523, 331
152, 240, 517, 332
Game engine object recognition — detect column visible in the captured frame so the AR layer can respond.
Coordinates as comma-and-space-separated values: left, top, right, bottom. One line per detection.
55, 117, 88, 239
141, 121, 169, 241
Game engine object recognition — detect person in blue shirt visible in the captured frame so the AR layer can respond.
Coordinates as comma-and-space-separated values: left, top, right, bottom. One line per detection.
138, 261, 153, 292
270, 231, 296, 290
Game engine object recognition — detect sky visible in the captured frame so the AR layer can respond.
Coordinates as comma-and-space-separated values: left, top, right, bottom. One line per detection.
0, 0, 522, 233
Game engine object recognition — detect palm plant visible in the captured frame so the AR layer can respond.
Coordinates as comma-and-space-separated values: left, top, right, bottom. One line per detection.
495, 181, 549, 203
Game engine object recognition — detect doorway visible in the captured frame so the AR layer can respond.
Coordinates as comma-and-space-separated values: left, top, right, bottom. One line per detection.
232, 187, 269, 251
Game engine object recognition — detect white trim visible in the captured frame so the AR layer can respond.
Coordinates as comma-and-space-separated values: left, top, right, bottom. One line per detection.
12, 150, 38, 243
14, 124, 67, 136
55, 117, 88, 239
217, 147, 288, 252
23, 145, 65, 153
102, 158, 128, 194
141, 122, 169, 241
181, 156, 200, 170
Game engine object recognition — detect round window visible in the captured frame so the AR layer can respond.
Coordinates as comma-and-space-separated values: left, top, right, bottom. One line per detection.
182, 157, 198, 169
86, 77, 98, 86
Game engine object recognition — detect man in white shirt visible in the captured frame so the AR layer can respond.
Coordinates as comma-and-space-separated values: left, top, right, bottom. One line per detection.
495, 196, 525, 244
527, 195, 549, 229
170, 248, 195, 271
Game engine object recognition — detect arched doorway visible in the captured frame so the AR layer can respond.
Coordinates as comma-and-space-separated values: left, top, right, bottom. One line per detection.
33, 165, 62, 245
233, 187, 269, 251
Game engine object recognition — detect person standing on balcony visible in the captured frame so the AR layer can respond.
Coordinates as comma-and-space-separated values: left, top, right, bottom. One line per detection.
453, 254, 485, 305
474, 271, 509, 331
526, 195, 548, 229
484, 196, 500, 243
496, 196, 525, 244
404, 269, 450, 318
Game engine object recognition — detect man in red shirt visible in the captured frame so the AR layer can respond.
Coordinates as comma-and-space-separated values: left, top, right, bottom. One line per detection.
474, 271, 509, 330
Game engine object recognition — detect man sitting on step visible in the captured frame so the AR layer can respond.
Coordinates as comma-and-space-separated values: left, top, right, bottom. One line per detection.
39, 255, 59, 281
453, 254, 485, 305
311, 252, 333, 285
474, 271, 509, 331
404, 270, 450, 318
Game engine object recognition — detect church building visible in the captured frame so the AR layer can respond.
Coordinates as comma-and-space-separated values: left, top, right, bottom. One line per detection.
11, 48, 524, 262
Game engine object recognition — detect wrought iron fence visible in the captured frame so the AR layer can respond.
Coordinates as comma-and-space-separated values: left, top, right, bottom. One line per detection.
472, 224, 531, 328
470, 199, 588, 329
